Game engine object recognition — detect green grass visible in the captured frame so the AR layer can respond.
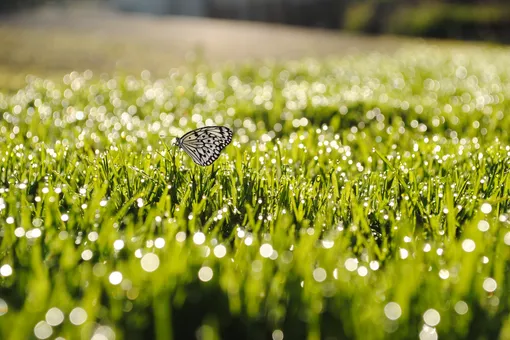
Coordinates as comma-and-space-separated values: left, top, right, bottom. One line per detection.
1, 44, 510, 340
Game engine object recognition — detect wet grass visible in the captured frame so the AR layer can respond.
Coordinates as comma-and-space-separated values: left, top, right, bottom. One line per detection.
0, 44, 510, 340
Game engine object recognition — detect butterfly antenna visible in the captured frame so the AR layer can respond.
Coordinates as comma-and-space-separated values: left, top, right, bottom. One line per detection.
162, 136, 179, 149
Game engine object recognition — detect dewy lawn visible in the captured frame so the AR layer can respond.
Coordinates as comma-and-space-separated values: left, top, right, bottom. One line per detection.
0, 45, 510, 339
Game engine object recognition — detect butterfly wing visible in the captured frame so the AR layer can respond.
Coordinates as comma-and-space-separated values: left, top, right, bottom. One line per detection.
178, 126, 233, 166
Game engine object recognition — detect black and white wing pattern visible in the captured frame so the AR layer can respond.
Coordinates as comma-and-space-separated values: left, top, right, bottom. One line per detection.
175, 126, 233, 166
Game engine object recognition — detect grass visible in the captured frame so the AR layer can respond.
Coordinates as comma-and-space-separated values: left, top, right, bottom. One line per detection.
0, 43, 510, 340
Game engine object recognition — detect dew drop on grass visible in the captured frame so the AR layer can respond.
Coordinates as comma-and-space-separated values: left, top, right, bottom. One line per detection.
423, 309, 440, 327
14, 227, 25, 237
313, 268, 327, 282
419, 325, 438, 340
489, 296, 500, 307
483, 278, 497, 292
322, 240, 334, 249
504, 232, 510, 246
344, 258, 358, 272
260, 244, 273, 258
198, 266, 213, 282
213, 244, 227, 258
26, 229, 42, 239
34, 321, 52, 339
480, 203, 492, 214
136, 198, 144, 208
477, 220, 489, 232
237, 228, 246, 238
454, 301, 468, 315
175, 232, 187, 242
141, 253, 160, 272
45, 307, 64, 326
113, 240, 125, 250
384, 302, 402, 320
399, 248, 409, 259
281, 251, 293, 264
244, 236, 253, 246
193, 232, 205, 245
0, 298, 7, 317
109, 271, 123, 285
69, 307, 87, 325
439, 269, 449, 279
252, 260, 263, 273
154, 238, 165, 249
88, 232, 99, 242
92, 325, 116, 340
462, 239, 476, 252
90, 333, 106, 340
0, 264, 12, 277
81, 250, 93, 261
357, 266, 368, 277
369, 261, 379, 271
272, 329, 284, 340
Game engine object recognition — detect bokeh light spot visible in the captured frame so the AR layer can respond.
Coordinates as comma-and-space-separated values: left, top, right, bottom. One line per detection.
198, 266, 213, 282
483, 278, 497, 292
384, 302, 402, 320
141, 253, 160, 272
423, 309, 440, 327
109, 271, 123, 285
34, 321, 52, 339
46, 307, 65, 326
69, 307, 87, 325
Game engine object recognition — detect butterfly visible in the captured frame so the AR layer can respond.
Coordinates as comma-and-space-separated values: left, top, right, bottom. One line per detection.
174, 126, 233, 166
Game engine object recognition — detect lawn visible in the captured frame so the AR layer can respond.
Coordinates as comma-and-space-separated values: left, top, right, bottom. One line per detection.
0, 43, 510, 340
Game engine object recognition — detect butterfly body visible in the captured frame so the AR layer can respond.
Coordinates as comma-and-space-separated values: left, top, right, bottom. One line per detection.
175, 126, 233, 166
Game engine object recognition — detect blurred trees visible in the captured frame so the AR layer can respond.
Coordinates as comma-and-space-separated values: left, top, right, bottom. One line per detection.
193, 0, 510, 43
342, 0, 510, 43
208, 0, 510, 43
2, 0, 510, 43
0, 0, 48, 12
1, 0, 32, 12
